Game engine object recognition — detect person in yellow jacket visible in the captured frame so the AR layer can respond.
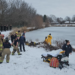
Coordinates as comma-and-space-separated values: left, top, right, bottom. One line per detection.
0, 32, 3, 59
17, 30, 21, 38
47, 34, 52, 45
45, 37, 48, 44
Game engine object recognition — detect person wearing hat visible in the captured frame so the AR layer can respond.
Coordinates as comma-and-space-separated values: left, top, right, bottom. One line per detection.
61, 40, 72, 66
14, 32, 18, 40
12, 37, 21, 55
45, 37, 48, 44
11, 33, 15, 43
17, 30, 21, 38
0, 37, 11, 63
47, 33, 52, 45
22, 31, 26, 37
19, 34, 26, 52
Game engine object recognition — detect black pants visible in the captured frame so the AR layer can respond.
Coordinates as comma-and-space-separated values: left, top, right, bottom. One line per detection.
0, 53, 2, 57
20, 43, 25, 51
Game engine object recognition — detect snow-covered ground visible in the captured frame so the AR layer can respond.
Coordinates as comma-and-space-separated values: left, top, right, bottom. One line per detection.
0, 27, 75, 75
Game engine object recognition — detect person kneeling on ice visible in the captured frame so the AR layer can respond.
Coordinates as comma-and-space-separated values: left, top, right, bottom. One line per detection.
47, 34, 52, 45
61, 40, 72, 66
44, 37, 48, 44
12, 37, 21, 55
0, 37, 11, 63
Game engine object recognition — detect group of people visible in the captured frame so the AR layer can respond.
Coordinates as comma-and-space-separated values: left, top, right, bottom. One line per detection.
44, 34, 72, 66
0, 31, 73, 66
0, 30, 26, 64
0, 25, 12, 31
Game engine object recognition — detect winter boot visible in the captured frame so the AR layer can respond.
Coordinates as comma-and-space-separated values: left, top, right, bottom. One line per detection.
18, 53, 22, 55
65, 61, 69, 66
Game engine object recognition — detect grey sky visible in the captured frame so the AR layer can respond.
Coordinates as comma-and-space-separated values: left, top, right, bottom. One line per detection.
23, 0, 75, 18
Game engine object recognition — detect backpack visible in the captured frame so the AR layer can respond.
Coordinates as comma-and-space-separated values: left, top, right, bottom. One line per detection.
50, 57, 59, 68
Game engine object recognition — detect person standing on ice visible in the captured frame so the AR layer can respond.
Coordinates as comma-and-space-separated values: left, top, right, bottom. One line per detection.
47, 34, 52, 45
62, 40, 72, 66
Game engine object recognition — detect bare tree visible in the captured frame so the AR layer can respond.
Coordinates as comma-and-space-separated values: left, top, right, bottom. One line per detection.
72, 15, 75, 22
65, 16, 71, 23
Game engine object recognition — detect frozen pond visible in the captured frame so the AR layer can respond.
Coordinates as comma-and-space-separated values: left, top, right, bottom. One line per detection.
26, 27, 75, 45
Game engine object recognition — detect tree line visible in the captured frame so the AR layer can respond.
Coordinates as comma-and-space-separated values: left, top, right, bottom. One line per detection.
43, 15, 75, 24
0, 0, 43, 28
0, 0, 75, 29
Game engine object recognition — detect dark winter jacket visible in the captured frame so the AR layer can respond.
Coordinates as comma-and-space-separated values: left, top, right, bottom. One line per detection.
62, 44, 72, 57
19, 36, 25, 44
3, 41, 11, 48
14, 39, 19, 46
14, 34, 17, 40
11, 34, 14, 42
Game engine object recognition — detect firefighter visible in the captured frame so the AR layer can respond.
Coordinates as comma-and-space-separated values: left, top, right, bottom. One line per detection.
45, 37, 48, 44
17, 30, 21, 38
0, 39, 3, 60
12, 37, 21, 55
62, 40, 72, 66
0, 37, 11, 63
14, 32, 18, 40
47, 34, 52, 45
11, 33, 15, 43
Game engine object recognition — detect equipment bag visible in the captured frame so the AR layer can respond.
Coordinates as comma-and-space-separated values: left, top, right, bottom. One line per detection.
50, 57, 59, 68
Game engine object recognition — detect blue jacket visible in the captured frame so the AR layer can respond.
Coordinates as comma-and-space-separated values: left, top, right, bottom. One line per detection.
19, 36, 25, 43
62, 44, 72, 57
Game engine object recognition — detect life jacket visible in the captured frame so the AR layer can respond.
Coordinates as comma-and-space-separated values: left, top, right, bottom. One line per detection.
50, 57, 59, 68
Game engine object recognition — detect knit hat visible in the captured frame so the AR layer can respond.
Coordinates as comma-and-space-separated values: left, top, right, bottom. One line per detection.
65, 40, 69, 43
49, 33, 51, 35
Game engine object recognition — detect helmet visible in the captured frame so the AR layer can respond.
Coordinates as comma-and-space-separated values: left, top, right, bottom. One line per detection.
5, 37, 9, 41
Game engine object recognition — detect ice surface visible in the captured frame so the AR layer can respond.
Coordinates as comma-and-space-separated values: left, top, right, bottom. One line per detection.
26, 27, 75, 45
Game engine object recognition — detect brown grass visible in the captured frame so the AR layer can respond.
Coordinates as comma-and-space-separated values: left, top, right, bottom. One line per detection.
55, 40, 65, 49
10, 26, 29, 36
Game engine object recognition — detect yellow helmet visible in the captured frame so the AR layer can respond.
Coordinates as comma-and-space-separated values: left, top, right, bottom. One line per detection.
16, 32, 18, 34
